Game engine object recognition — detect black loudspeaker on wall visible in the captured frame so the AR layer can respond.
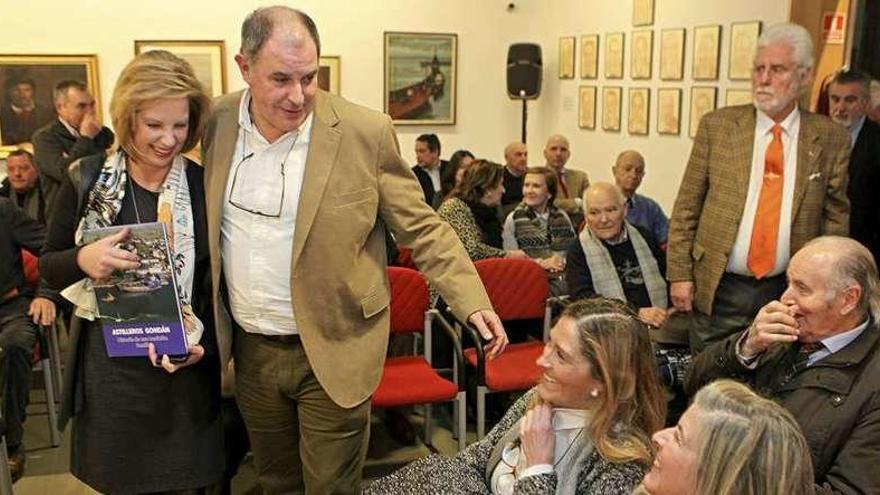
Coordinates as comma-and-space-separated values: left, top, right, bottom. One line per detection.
507, 43, 542, 99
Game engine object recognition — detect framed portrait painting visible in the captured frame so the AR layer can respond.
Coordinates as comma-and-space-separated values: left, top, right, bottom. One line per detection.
633, 0, 654, 27
604, 33, 625, 79
559, 36, 576, 79
628, 87, 650, 135
602, 86, 622, 132
0, 54, 100, 146
729, 22, 762, 80
689, 86, 717, 138
659, 29, 685, 81
134, 40, 227, 97
384, 32, 457, 125
725, 88, 753, 106
319, 56, 340, 95
580, 35, 599, 79
578, 85, 596, 129
657, 88, 681, 135
630, 30, 653, 80
692, 25, 721, 80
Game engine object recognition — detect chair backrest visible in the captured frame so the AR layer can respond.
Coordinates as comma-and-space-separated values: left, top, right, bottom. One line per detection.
474, 258, 548, 321
396, 246, 417, 269
388, 266, 429, 334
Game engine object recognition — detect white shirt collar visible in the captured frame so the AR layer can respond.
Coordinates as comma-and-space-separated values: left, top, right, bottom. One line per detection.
238, 89, 313, 145
552, 408, 590, 431
850, 115, 867, 148
59, 117, 79, 137
756, 105, 800, 137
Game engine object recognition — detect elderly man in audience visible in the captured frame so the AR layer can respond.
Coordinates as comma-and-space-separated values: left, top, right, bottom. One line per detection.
0, 197, 56, 482
686, 236, 880, 494
0, 149, 46, 224
543, 134, 589, 227
566, 183, 670, 332
827, 69, 880, 263
667, 23, 850, 352
612, 150, 668, 246
500, 141, 528, 217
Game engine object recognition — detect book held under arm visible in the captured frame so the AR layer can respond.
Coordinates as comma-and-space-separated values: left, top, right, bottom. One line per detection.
82, 222, 188, 358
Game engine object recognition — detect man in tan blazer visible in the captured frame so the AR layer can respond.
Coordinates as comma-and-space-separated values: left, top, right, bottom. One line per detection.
202, 7, 506, 494
668, 23, 850, 352
544, 134, 590, 226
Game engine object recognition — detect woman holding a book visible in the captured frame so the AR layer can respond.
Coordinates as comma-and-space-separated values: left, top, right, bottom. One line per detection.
40, 50, 223, 494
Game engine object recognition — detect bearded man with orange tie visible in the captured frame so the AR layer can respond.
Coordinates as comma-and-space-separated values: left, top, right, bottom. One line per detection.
667, 22, 850, 352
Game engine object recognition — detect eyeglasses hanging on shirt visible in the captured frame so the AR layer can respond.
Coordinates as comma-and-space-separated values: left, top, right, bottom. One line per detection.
228, 133, 298, 218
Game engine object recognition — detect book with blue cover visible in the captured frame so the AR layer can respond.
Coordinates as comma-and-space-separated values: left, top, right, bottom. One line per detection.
82, 222, 187, 358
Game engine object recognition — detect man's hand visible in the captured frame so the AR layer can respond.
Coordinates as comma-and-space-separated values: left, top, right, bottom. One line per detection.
638, 307, 668, 329
504, 249, 530, 260
670, 281, 695, 312
467, 309, 508, 359
78, 108, 101, 139
76, 227, 140, 279
28, 297, 56, 326
519, 403, 554, 467
538, 254, 565, 273
741, 301, 800, 358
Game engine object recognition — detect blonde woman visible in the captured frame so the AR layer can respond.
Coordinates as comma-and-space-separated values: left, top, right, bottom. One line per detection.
641, 379, 814, 495
365, 298, 667, 494
40, 51, 222, 493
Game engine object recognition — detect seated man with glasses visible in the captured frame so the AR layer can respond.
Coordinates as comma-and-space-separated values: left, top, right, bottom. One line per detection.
667, 22, 850, 352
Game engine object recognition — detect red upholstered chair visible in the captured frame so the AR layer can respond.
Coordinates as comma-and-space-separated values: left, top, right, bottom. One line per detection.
372, 267, 467, 450
396, 246, 417, 269
462, 258, 552, 439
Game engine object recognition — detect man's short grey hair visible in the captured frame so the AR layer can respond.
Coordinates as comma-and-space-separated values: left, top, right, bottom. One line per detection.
805, 236, 880, 322
240, 6, 321, 61
53, 80, 87, 103
756, 22, 814, 70
583, 182, 626, 209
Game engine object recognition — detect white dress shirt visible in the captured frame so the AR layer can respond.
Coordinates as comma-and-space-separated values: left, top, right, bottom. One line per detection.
726, 108, 800, 277
221, 90, 313, 335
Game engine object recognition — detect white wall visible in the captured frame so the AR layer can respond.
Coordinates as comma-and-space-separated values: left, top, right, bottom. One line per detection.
0, 0, 790, 210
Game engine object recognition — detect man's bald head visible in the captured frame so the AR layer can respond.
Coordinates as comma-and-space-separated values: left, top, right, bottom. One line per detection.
504, 142, 528, 175
583, 182, 626, 209
583, 182, 627, 240
240, 6, 321, 61
543, 134, 571, 171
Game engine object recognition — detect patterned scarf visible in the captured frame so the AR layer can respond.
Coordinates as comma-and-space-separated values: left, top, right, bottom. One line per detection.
510, 204, 575, 258
61, 151, 202, 347
578, 222, 668, 308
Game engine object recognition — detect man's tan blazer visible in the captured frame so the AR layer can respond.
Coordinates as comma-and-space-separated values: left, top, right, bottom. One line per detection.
554, 168, 590, 215
203, 90, 491, 408
667, 105, 850, 315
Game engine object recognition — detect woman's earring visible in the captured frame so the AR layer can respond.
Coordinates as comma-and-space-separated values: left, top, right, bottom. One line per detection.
590, 389, 599, 398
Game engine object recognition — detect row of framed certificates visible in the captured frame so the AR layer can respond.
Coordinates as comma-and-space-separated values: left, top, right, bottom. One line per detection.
559, 21, 762, 82
577, 85, 753, 137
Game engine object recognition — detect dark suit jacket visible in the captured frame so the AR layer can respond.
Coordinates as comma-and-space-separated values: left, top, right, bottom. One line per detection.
668, 105, 850, 314
31, 119, 114, 213
686, 325, 880, 495
0, 104, 53, 145
847, 118, 880, 262
412, 160, 449, 209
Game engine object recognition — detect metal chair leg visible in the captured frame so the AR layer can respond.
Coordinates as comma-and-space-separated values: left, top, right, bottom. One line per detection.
456, 391, 467, 451
0, 436, 13, 495
41, 357, 61, 447
423, 403, 432, 446
477, 385, 488, 439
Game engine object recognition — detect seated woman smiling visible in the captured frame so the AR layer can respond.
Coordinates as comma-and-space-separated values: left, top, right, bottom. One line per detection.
364, 298, 666, 494
640, 379, 814, 495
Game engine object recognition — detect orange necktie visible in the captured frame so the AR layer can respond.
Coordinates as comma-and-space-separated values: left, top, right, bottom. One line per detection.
748, 124, 784, 279
557, 172, 569, 198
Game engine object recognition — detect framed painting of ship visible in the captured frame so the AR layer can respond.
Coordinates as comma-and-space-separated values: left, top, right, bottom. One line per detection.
384, 32, 457, 125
